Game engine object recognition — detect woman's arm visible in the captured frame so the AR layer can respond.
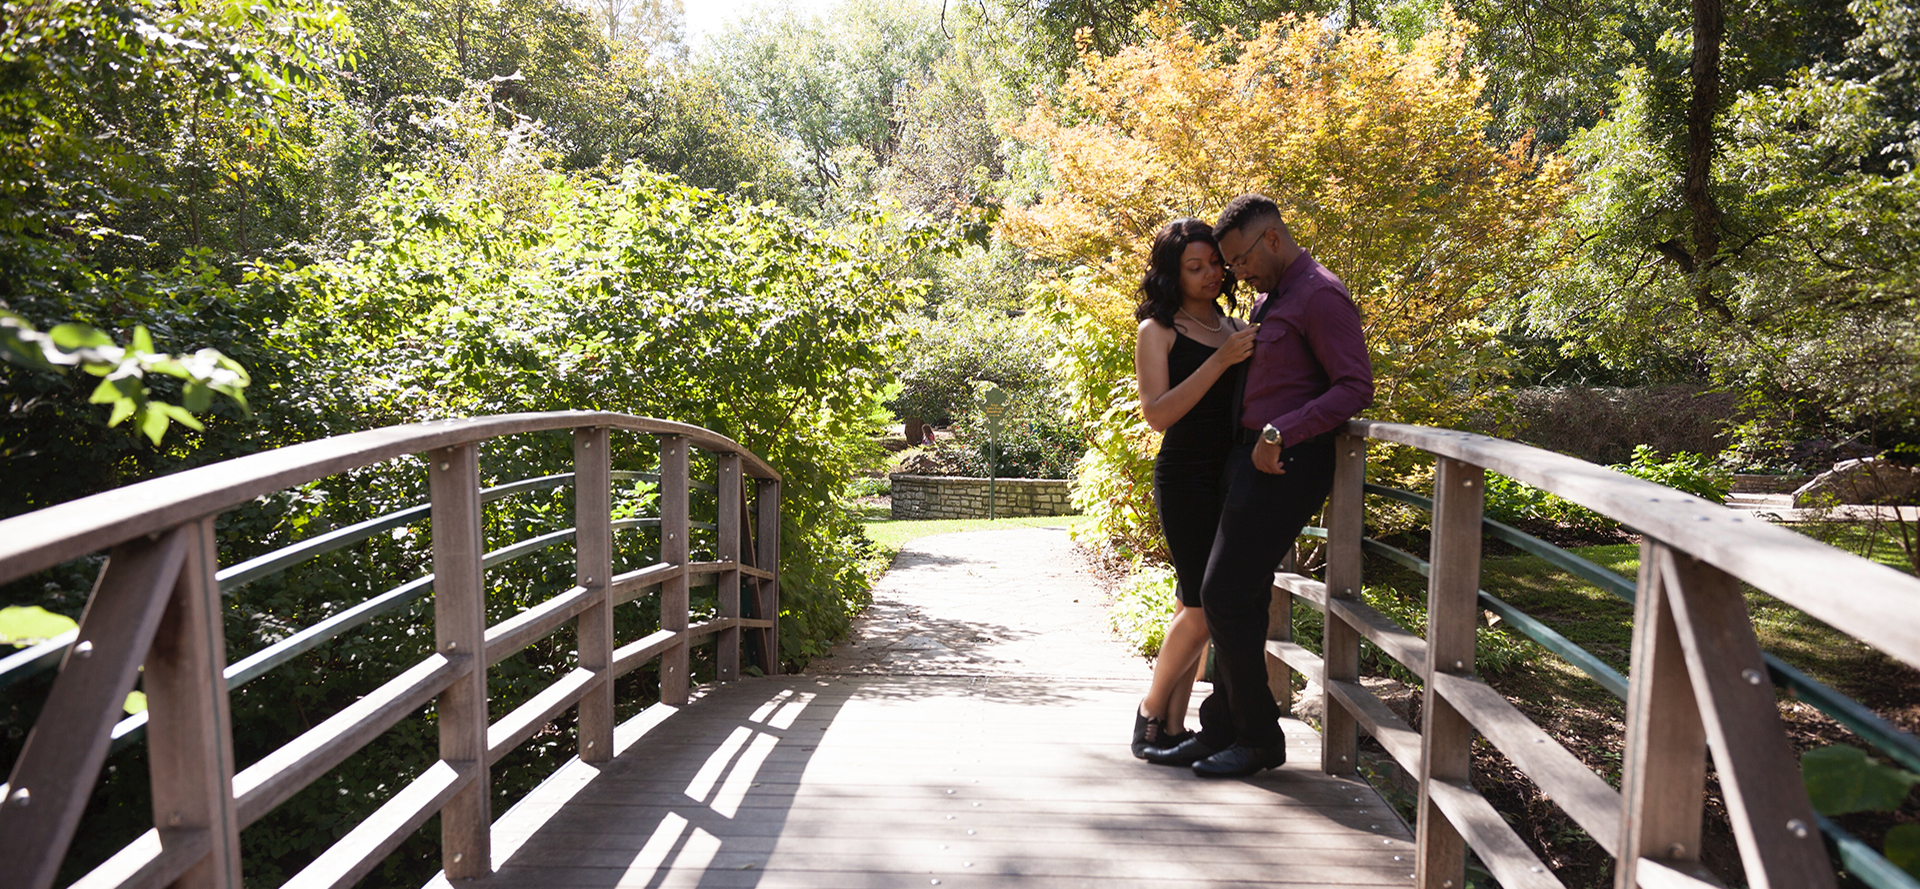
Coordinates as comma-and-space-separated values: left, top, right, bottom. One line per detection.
1134, 320, 1257, 432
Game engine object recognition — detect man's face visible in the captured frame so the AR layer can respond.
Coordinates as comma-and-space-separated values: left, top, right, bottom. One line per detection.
1218, 223, 1275, 293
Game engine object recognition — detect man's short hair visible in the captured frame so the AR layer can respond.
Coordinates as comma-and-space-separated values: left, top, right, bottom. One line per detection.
1214, 193, 1286, 239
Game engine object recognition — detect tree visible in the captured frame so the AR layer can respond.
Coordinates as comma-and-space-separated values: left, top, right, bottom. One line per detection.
1004, 9, 1571, 547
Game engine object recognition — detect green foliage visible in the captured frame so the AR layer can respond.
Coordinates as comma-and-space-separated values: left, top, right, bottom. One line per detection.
902, 386, 1084, 479
1889, 824, 1920, 879
889, 306, 1052, 423
1107, 562, 1175, 656
0, 314, 250, 444
1289, 583, 1538, 683
0, 605, 77, 645
1802, 744, 1920, 815
1485, 445, 1731, 532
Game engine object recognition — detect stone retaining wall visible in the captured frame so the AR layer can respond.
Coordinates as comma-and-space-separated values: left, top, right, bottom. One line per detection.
889, 474, 1079, 520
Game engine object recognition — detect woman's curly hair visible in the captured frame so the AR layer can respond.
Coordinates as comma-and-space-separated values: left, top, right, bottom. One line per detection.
1135, 217, 1236, 329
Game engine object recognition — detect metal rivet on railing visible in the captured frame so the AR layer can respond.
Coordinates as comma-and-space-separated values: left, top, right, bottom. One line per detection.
1531, 866, 1544, 873
73, 640, 93, 659
1443, 881, 1454, 888
453, 853, 464, 863
1670, 843, 1686, 857
167, 811, 183, 827
1742, 668, 1763, 685
440, 462, 450, 471
1340, 755, 1349, 762
446, 641, 457, 651
1463, 478, 1473, 487
7, 787, 28, 807
1788, 819, 1809, 838
1453, 660, 1465, 670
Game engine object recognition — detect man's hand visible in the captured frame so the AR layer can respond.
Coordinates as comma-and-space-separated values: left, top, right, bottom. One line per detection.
1252, 438, 1286, 474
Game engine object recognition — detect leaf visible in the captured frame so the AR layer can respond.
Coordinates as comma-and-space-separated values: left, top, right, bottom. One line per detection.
1802, 745, 1920, 815
183, 381, 212, 412
138, 404, 172, 444
130, 324, 154, 354
123, 690, 147, 714
48, 323, 114, 350
0, 605, 79, 646
1887, 824, 1920, 879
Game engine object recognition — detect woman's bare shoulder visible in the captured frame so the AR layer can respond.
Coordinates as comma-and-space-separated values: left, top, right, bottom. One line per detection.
1137, 316, 1175, 343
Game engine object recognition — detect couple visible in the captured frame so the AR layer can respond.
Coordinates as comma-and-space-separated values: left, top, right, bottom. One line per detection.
1127, 194, 1374, 778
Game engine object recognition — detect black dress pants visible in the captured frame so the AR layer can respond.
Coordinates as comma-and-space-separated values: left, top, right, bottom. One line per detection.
1194, 436, 1336, 748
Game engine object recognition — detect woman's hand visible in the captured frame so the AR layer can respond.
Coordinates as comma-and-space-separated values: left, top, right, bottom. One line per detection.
1211, 324, 1258, 367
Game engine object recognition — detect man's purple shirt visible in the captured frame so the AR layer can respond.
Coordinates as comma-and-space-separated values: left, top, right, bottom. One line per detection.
1242, 251, 1374, 443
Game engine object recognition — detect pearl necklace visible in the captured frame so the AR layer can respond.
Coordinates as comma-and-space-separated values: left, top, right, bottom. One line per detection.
1178, 307, 1223, 333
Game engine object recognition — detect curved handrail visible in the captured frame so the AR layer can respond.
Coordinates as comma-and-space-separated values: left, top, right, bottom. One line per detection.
0, 412, 783, 889
0, 411, 776, 589
1268, 420, 1920, 889
1352, 420, 1920, 670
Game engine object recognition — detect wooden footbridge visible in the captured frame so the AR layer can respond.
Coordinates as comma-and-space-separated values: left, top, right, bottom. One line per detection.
3, 412, 1919, 889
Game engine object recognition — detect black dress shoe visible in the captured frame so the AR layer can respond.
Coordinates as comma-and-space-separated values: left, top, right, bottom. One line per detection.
1143, 735, 1221, 766
1192, 742, 1287, 777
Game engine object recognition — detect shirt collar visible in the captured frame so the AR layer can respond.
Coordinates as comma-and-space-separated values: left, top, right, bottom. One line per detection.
1253, 251, 1315, 315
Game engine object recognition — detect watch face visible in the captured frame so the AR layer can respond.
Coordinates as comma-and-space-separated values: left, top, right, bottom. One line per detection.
1262, 428, 1282, 444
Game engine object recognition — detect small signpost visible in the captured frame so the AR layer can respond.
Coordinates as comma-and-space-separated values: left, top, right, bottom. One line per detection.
980, 385, 1008, 520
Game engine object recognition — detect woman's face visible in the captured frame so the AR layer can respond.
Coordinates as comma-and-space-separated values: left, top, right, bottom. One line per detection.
1178, 240, 1224, 303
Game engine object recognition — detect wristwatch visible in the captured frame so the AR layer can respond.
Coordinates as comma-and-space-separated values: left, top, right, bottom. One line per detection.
1260, 424, 1284, 447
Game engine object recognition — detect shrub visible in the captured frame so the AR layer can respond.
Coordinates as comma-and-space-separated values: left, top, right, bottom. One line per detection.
1108, 563, 1177, 657
1484, 444, 1733, 532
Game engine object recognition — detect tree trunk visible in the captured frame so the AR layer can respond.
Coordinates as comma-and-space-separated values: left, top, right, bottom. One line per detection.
1684, 0, 1733, 322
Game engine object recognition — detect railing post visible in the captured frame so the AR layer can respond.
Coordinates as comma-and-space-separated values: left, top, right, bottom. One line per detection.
1268, 565, 1294, 716
755, 478, 782, 675
659, 435, 691, 704
1655, 544, 1838, 889
429, 443, 489, 880
144, 516, 242, 888
717, 453, 743, 682
574, 428, 614, 764
0, 531, 189, 889
1616, 540, 1708, 889
1321, 433, 1367, 775
1415, 456, 1483, 889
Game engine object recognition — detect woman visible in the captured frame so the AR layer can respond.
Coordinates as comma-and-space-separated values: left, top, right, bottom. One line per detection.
1130, 217, 1257, 757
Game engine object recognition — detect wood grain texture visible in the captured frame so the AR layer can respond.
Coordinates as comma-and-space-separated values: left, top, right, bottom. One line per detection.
576, 427, 616, 764
1432, 671, 1620, 856
0, 530, 188, 889
283, 760, 473, 889
0, 412, 778, 588
232, 654, 458, 825
1424, 779, 1566, 889
485, 585, 595, 667
610, 563, 682, 606
717, 453, 743, 682
659, 435, 691, 705
756, 479, 782, 674
433, 677, 1418, 889
430, 443, 490, 880
1323, 434, 1368, 776
1616, 541, 1709, 889
613, 630, 681, 678
1327, 597, 1429, 677
140, 517, 241, 889
1348, 420, 1920, 671
488, 668, 601, 765
1659, 548, 1837, 889
1416, 457, 1483, 889
1268, 588, 1295, 713
67, 827, 211, 889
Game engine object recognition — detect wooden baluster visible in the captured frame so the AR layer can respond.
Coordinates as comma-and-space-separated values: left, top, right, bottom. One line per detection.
717, 453, 743, 682
1415, 457, 1483, 889
1267, 561, 1294, 716
0, 530, 189, 889
144, 516, 243, 888
1321, 433, 1367, 775
1657, 545, 1838, 889
659, 435, 691, 704
1616, 540, 1709, 889
756, 478, 782, 675
575, 428, 614, 764
430, 444, 489, 880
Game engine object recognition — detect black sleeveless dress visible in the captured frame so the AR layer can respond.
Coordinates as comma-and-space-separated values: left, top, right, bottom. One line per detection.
1153, 330, 1238, 607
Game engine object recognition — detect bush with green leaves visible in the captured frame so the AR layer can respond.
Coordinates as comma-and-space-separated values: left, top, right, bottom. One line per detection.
1485, 445, 1733, 533
899, 385, 1082, 479
888, 306, 1054, 425
1800, 745, 1920, 878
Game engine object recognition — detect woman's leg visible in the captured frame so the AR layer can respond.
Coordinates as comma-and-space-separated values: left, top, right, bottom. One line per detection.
1141, 602, 1209, 727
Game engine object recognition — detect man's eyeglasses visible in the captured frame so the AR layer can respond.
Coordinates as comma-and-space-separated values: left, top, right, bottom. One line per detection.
1223, 223, 1270, 271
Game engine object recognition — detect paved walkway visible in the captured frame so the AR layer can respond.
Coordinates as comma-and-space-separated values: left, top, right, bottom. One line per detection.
440, 529, 1416, 888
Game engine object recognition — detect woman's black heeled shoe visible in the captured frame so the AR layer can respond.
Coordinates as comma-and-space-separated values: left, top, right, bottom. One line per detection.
1132, 709, 1193, 759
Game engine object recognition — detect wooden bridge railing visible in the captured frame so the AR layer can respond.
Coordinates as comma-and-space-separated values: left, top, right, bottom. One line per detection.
0, 412, 782, 889
1267, 420, 1920, 889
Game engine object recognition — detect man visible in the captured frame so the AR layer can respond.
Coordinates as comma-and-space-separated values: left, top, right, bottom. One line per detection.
1146, 193, 1374, 777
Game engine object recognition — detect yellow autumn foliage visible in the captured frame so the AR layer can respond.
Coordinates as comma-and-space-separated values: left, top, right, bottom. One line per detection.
1006, 8, 1572, 428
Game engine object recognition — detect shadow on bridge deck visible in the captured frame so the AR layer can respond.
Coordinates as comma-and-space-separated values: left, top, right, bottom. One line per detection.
425, 529, 1417, 888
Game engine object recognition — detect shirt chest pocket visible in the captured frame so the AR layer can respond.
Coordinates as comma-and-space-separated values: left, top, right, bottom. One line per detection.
1254, 319, 1299, 344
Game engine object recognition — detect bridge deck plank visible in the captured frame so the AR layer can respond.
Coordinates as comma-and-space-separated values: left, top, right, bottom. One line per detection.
422, 529, 1418, 888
